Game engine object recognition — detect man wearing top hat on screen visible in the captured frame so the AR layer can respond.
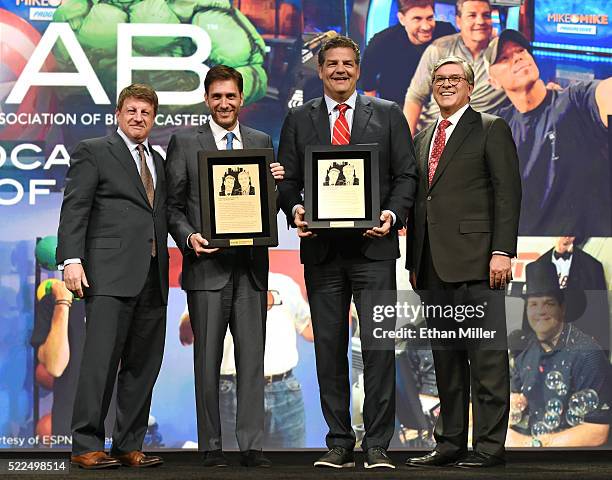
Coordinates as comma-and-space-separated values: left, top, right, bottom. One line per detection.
507, 261, 611, 448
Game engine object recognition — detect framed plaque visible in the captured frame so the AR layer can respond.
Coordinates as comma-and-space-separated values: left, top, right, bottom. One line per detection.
198, 149, 278, 247
304, 144, 380, 229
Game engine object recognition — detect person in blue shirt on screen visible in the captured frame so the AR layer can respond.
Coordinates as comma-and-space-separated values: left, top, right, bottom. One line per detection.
487, 29, 612, 237
360, 0, 456, 106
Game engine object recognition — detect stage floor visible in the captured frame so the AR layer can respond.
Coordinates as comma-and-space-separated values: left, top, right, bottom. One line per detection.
2, 450, 611, 479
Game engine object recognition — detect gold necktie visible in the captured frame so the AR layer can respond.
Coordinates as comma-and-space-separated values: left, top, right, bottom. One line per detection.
137, 144, 156, 256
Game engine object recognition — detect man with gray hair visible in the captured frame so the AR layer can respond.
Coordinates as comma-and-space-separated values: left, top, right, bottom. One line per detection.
405, 55, 521, 468
403, 0, 507, 134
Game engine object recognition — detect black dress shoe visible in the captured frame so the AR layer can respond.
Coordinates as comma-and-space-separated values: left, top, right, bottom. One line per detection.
364, 447, 395, 469
313, 447, 355, 468
202, 449, 229, 467
240, 450, 271, 467
405, 450, 463, 467
455, 452, 505, 468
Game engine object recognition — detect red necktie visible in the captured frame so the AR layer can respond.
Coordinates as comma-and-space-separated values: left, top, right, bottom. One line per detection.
428, 119, 452, 186
332, 104, 350, 145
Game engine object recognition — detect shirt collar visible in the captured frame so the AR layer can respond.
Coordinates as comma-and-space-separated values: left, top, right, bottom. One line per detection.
435, 103, 470, 129
117, 127, 150, 154
457, 35, 487, 64
209, 118, 241, 145
538, 323, 571, 354
324, 90, 358, 115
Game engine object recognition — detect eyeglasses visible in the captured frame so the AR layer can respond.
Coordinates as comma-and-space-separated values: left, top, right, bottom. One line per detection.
433, 75, 467, 86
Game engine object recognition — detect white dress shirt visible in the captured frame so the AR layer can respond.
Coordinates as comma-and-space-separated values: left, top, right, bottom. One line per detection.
117, 127, 157, 187
428, 103, 470, 161
323, 90, 358, 137
551, 251, 573, 289
209, 118, 243, 150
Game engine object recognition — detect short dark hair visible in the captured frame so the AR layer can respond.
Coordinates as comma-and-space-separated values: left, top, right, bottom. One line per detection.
318, 35, 360, 66
398, 0, 434, 14
117, 84, 158, 115
204, 65, 243, 94
456, 0, 491, 17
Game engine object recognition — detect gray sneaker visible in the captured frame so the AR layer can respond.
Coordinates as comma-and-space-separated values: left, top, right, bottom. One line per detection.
364, 447, 395, 469
313, 447, 355, 468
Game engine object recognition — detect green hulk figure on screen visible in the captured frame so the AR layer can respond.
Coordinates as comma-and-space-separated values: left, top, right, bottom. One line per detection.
52, 0, 267, 104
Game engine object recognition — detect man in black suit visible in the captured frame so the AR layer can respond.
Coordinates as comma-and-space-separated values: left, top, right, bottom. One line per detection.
405, 56, 521, 468
527, 237, 609, 352
57, 84, 168, 469
277, 35, 418, 469
165, 65, 283, 468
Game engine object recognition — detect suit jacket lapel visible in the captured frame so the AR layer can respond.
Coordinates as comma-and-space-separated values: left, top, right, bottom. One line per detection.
419, 124, 436, 188
240, 125, 252, 149
197, 122, 219, 152
310, 98, 332, 144
107, 132, 150, 207
350, 95, 373, 145
429, 106, 478, 191
152, 149, 164, 211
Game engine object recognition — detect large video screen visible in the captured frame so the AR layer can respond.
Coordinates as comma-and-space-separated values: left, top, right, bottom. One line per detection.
533, 0, 612, 54
0, 0, 610, 453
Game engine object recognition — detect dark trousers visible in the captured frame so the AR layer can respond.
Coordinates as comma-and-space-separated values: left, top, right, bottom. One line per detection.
418, 237, 509, 459
304, 255, 396, 451
72, 258, 166, 455
187, 261, 266, 452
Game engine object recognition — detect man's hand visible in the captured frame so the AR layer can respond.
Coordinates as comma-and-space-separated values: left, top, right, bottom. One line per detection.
63, 263, 89, 298
294, 206, 315, 238
179, 312, 194, 346
270, 162, 284, 181
190, 233, 220, 256
489, 254, 512, 289
364, 211, 392, 238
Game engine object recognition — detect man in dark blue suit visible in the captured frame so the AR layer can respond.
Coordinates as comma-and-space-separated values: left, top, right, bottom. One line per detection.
278, 35, 418, 469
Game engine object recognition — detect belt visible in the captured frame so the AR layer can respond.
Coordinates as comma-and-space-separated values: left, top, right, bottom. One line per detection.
219, 369, 293, 385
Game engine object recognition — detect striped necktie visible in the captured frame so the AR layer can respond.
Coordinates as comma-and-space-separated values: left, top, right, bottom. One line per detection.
332, 104, 350, 145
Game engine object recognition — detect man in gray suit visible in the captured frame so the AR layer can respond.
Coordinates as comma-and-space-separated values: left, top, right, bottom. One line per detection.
57, 84, 167, 469
165, 65, 283, 468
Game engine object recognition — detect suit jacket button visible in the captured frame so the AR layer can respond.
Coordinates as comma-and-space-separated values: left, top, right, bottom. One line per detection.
427, 195, 432, 201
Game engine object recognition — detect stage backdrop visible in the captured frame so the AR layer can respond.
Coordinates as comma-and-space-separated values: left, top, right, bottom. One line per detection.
0, 0, 610, 451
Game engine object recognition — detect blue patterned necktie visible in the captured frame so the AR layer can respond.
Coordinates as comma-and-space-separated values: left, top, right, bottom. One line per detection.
226, 132, 235, 150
